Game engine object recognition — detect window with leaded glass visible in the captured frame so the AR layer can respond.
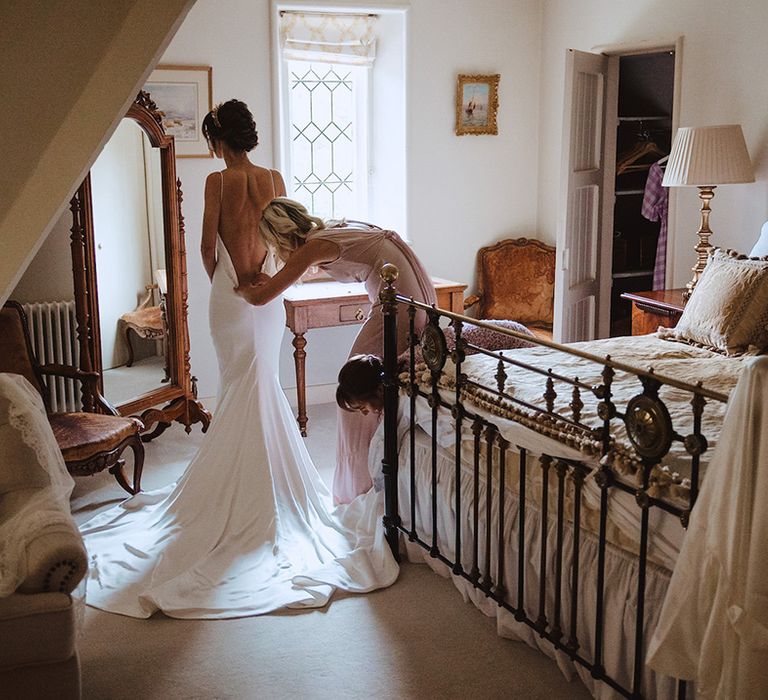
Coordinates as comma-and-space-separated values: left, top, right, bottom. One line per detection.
286, 60, 369, 220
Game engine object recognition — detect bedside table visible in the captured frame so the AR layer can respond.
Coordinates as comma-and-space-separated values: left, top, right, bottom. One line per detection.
620, 289, 686, 336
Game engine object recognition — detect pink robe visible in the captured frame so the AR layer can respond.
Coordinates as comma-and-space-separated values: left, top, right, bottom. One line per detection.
308, 223, 436, 504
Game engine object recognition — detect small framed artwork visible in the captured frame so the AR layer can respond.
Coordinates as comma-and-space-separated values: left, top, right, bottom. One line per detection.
455, 74, 500, 136
144, 65, 213, 157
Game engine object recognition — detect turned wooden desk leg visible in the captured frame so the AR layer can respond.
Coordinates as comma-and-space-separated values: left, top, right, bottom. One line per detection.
292, 331, 308, 437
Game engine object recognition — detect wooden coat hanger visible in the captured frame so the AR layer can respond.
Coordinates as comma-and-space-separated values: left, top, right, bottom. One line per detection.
616, 139, 667, 175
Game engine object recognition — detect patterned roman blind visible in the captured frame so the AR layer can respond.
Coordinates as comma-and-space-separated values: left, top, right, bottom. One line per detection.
279, 11, 378, 66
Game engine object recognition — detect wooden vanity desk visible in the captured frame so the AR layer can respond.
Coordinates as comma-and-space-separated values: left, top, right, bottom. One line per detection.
620, 289, 686, 336
283, 277, 466, 435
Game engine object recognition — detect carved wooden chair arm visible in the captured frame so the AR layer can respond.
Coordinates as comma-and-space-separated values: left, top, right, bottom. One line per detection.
39, 363, 98, 382
463, 293, 481, 310
38, 364, 119, 416
137, 283, 160, 310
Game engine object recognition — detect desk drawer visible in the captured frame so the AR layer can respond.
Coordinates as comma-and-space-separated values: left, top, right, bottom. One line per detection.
339, 302, 371, 323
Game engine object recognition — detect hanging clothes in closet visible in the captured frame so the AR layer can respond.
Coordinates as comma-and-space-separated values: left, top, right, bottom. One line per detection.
641, 159, 669, 290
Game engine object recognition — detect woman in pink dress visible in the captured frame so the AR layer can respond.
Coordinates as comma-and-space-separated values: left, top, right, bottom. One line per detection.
237, 198, 436, 504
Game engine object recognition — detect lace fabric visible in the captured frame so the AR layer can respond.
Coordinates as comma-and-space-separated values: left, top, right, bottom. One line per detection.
0, 374, 78, 596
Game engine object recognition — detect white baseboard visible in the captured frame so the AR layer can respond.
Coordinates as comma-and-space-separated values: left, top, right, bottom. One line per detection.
198, 383, 336, 412
284, 382, 337, 408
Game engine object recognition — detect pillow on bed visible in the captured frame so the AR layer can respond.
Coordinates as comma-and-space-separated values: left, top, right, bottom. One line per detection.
406, 319, 536, 365
658, 248, 768, 355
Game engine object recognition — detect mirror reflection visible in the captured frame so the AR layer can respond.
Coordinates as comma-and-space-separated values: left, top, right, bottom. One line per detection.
90, 118, 169, 406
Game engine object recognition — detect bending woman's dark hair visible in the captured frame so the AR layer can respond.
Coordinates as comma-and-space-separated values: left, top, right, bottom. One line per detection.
202, 99, 259, 152
336, 354, 385, 412
336, 354, 408, 412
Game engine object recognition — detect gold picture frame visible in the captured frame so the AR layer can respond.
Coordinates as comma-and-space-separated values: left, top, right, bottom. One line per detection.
144, 65, 213, 158
455, 74, 500, 136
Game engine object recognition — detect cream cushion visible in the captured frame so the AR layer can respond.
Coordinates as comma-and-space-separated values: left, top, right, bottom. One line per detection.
658, 248, 768, 355
750, 221, 768, 257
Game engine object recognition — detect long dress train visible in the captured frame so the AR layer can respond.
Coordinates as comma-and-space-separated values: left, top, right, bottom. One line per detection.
79, 237, 398, 619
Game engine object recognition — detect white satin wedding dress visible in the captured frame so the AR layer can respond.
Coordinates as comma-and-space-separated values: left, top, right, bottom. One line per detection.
80, 237, 398, 618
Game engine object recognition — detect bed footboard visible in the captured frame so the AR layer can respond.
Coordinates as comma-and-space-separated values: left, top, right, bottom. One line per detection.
378, 265, 729, 700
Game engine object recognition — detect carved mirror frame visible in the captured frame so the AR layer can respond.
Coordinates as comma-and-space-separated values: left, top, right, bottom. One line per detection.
70, 91, 210, 439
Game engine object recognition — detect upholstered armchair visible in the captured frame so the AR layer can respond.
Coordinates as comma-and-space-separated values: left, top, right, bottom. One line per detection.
464, 237, 556, 341
0, 301, 144, 495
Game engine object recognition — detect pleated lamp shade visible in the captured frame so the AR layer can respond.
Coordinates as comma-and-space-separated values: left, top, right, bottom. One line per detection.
662, 125, 755, 187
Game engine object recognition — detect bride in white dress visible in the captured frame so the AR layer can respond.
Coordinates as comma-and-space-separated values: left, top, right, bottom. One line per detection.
79, 99, 398, 619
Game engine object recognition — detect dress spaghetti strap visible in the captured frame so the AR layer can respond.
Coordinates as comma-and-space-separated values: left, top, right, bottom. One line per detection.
219, 171, 224, 203
269, 169, 277, 198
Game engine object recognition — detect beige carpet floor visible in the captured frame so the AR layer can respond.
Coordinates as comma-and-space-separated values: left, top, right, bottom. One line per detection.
71, 403, 591, 700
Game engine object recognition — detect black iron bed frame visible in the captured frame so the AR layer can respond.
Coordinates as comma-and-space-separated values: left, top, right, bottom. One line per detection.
378, 266, 728, 699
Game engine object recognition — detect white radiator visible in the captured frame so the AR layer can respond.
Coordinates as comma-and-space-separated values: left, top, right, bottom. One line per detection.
22, 301, 81, 412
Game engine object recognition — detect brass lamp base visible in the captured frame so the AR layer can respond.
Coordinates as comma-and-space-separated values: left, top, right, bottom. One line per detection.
682, 185, 716, 301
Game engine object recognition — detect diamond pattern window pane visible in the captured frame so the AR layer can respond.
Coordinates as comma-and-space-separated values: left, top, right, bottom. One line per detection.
288, 61, 362, 219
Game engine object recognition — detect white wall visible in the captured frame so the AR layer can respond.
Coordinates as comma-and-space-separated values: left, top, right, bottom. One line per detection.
368, 10, 407, 236
160, 0, 543, 399
406, 0, 542, 284
538, 0, 768, 289
11, 214, 74, 304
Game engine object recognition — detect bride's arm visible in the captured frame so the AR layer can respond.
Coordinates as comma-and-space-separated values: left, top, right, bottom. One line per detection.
236, 239, 338, 305
201, 173, 222, 281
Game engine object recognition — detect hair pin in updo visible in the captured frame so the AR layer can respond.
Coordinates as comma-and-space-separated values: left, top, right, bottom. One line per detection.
211, 103, 222, 129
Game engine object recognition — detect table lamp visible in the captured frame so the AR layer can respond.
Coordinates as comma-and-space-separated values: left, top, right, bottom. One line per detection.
662, 124, 754, 299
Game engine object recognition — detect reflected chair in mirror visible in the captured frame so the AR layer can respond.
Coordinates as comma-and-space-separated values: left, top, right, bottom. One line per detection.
464, 237, 556, 341
0, 301, 144, 495
118, 282, 169, 382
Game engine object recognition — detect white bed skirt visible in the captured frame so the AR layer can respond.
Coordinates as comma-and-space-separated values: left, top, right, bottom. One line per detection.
395, 429, 686, 700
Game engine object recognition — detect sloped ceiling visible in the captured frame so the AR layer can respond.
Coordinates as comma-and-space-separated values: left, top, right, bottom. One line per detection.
0, 0, 195, 304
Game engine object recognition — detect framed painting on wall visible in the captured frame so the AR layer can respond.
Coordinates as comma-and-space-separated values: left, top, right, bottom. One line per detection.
144, 65, 213, 157
455, 74, 500, 136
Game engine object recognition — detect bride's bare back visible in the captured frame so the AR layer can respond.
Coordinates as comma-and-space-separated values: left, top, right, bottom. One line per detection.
201, 164, 286, 285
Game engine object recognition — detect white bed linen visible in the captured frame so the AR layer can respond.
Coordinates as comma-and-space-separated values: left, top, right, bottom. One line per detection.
378, 396, 686, 571
647, 356, 768, 696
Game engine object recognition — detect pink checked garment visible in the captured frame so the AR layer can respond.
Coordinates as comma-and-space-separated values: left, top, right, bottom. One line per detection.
642, 162, 669, 291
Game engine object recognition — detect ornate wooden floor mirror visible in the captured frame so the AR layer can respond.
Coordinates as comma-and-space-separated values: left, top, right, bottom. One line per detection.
70, 91, 210, 440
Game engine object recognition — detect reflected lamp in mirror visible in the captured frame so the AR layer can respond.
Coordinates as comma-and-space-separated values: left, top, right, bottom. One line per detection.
155, 268, 168, 296
662, 124, 755, 299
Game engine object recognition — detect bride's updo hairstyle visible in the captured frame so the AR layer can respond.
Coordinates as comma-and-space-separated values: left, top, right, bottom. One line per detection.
202, 99, 259, 152
259, 198, 326, 263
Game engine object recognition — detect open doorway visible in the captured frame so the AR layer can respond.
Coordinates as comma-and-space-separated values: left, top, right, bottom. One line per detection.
609, 51, 675, 336
555, 43, 679, 342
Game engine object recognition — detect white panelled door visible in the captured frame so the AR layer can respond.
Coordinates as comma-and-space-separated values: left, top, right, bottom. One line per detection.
554, 49, 610, 343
